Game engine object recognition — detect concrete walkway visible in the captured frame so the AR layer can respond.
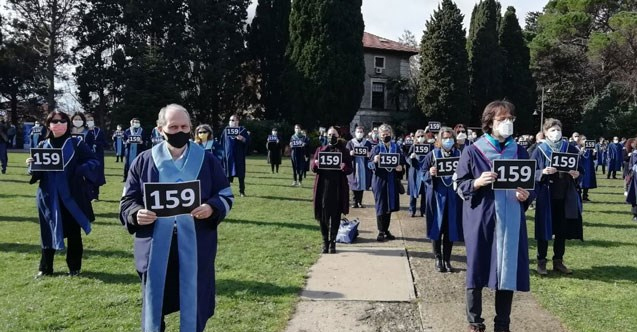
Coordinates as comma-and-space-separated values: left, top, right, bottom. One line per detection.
285, 185, 569, 332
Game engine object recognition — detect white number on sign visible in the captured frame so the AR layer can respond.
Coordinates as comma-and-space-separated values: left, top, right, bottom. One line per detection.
33, 152, 61, 165
149, 188, 196, 210
439, 160, 458, 172
227, 128, 240, 135
552, 155, 576, 169
380, 155, 398, 165
319, 155, 340, 165
496, 165, 532, 183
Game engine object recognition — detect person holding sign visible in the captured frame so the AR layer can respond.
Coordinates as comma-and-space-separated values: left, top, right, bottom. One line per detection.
85, 114, 107, 201
594, 137, 606, 174
312, 127, 352, 253
422, 127, 463, 273
607, 136, 623, 179
530, 118, 583, 276
406, 129, 429, 218
26, 110, 99, 277
120, 104, 233, 332
368, 123, 406, 242
70, 112, 96, 148
220, 114, 250, 196
112, 125, 125, 162
265, 128, 282, 174
625, 139, 637, 221
124, 118, 145, 182
194, 124, 223, 161
30, 121, 47, 148
577, 135, 597, 202
346, 126, 372, 208
289, 124, 310, 187
454, 101, 534, 332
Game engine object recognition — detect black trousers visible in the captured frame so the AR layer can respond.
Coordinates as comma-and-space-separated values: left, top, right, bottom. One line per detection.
292, 160, 304, 183
607, 170, 617, 178
596, 163, 605, 174
228, 176, 245, 194
320, 209, 341, 242
632, 204, 637, 217
352, 190, 364, 205
433, 215, 453, 261
537, 238, 566, 261
466, 288, 514, 331
39, 208, 83, 273
376, 213, 392, 233
271, 163, 279, 173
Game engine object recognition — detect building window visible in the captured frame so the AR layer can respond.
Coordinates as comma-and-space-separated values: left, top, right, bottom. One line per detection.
371, 82, 385, 109
374, 56, 385, 69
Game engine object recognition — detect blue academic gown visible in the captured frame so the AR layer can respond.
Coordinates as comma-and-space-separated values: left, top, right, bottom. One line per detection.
151, 127, 165, 146
406, 145, 428, 215
198, 139, 223, 161
30, 137, 98, 249
220, 126, 250, 178
119, 143, 233, 332
578, 146, 597, 189
30, 126, 47, 148
290, 134, 310, 178
626, 153, 637, 205
89, 127, 107, 187
113, 130, 125, 156
366, 139, 380, 189
368, 142, 406, 216
346, 138, 372, 191
455, 136, 534, 291
423, 147, 463, 241
124, 127, 145, 175
607, 142, 623, 172
531, 141, 584, 241
595, 143, 606, 166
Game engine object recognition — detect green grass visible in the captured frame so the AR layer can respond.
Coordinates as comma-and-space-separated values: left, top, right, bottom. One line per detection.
0, 151, 319, 332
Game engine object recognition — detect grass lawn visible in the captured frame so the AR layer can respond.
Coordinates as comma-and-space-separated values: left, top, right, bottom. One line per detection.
0, 151, 319, 332
1, 151, 636, 332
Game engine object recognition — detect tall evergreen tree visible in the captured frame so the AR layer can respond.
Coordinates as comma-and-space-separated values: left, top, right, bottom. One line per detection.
467, 0, 503, 125
286, 0, 365, 127
417, 0, 470, 125
499, 6, 536, 134
247, 0, 291, 120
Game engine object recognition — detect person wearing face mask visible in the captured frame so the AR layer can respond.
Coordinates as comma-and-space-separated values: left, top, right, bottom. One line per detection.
454, 124, 470, 151
455, 101, 534, 332
576, 135, 596, 202
0, 117, 9, 174
195, 124, 223, 161
531, 118, 583, 277
70, 112, 94, 144
607, 136, 623, 179
422, 127, 463, 272
368, 123, 406, 242
625, 137, 637, 221
150, 121, 165, 147
312, 127, 353, 253
30, 120, 48, 149
407, 129, 428, 218
26, 110, 99, 277
289, 124, 310, 187
120, 104, 233, 332
266, 128, 282, 174
112, 125, 125, 162
123, 118, 146, 182
594, 137, 606, 174
622, 138, 634, 182
85, 114, 107, 201
318, 127, 328, 147
346, 126, 373, 208
220, 114, 250, 197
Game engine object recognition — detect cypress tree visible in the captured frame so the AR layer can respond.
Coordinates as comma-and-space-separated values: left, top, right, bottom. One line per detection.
286, 0, 365, 127
417, 0, 470, 125
499, 6, 536, 134
467, 0, 503, 125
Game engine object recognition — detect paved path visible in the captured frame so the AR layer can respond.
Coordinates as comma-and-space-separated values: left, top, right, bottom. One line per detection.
285, 185, 569, 332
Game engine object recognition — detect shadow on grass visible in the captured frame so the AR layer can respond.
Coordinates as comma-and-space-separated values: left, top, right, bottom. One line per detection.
223, 218, 317, 231
0, 193, 34, 199
0, 215, 37, 223
0, 242, 133, 259
1, 178, 30, 184
586, 201, 627, 205
541, 265, 637, 283
94, 212, 121, 219
592, 191, 625, 195
583, 221, 637, 229
80, 270, 139, 284
243, 182, 313, 190
570, 239, 637, 248
216, 278, 301, 298
248, 194, 312, 202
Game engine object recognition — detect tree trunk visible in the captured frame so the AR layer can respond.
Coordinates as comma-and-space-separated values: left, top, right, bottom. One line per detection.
47, 0, 58, 110
10, 93, 18, 126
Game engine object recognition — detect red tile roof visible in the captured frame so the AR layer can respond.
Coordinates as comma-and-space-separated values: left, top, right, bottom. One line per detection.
363, 32, 419, 55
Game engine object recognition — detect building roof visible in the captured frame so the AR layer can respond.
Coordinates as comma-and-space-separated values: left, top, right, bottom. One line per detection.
362, 32, 419, 55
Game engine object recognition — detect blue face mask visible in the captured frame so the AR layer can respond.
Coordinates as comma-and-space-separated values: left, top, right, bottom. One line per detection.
442, 139, 454, 150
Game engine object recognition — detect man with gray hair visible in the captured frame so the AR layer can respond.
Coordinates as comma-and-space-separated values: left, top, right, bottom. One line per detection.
120, 104, 233, 332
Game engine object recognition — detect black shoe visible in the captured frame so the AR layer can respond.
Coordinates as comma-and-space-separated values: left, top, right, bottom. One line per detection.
358, 203, 365, 208
351, 204, 358, 208
1, 169, 5, 174
410, 212, 416, 218
35, 271, 53, 279
632, 216, 637, 222
443, 260, 454, 272
69, 270, 81, 277
385, 231, 396, 240
582, 197, 590, 202
321, 241, 329, 254
435, 259, 446, 273
329, 241, 336, 254
376, 232, 386, 242
240, 192, 246, 197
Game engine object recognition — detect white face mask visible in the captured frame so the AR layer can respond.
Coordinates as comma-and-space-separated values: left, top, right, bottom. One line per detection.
614, 140, 619, 143
117, 127, 122, 131
272, 131, 277, 136
86, 120, 95, 128
417, 137, 425, 143
355, 132, 364, 140
546, 129, 562, 142
132, 122, 140, 128
229, 121, 237, 127
496, 120, 514, 138
73, 120, 84, 128
34, 123, 40, 127
294, 128, 301, 134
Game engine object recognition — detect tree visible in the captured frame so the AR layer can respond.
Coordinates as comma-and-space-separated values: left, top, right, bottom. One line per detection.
8, 0, 80, 110
286, 0, 365, 127
467, 0, 503, 125
398, 30, 418, 48
247, 0, 291, 120
417, 0, 470, 126
499, 6, 536, 134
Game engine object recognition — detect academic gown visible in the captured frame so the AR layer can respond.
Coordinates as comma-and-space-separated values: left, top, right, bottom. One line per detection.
607, 142, 623, 171
124, 127, 145, 171
625, 153, 637, 205
531, 141, 584, 241
578, 147, 597, 189
366, 139, 380, 189
455, 136, 535, 291
113, 130, 125, 156
266, 136, 282, 165
406, 144, 427, 198
89, 127, 107, 187
30, 137, 98, 249
119, 143, 233, 332
346, 138, 372, 191
30, 126, 47, 148
595, 143, 606, 166
220, 126, 250, 177
198, 140, 223, 162
312, 142, 353, 220
368, 142, 406, 216
290, 134, 310, 175
423, 148, 463, 241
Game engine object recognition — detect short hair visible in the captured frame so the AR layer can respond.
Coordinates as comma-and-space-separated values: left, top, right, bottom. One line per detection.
542, 118, 562, 132
44, 111, 72, 139
436, 126, 457, 148
481, 100, 516, 134
157, 104, 191, 128
453, 124, 466, 133
378, 123, 392, 135
130, 118, 140, 122
294, 124, 302, 129
414, 129, 425, 137
71, 112, 87, 127
355, 126, 365, 131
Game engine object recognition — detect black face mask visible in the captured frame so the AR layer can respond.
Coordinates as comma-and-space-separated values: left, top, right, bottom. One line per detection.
165, 131, 191, 148
382, 136, 391, 143
329, 136, 338, 145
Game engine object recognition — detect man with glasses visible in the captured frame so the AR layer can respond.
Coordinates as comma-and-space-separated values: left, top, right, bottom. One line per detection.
221, 114, 250, 196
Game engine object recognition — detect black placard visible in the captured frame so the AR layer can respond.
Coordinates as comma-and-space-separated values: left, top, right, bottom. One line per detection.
317, 152, 342, 170
428, 121, 442, 132
352, 146, 369, 157
128, 135, 143, 144
267, 135, 278, 142
378, 153, 400, 169
550, 152, 579, 172
435, 157, 460, 177
71, 134, 84, 141
584, 140, 596, 149
517, 140, 529, 148
151, 136, 164, 144
492, 159, 536, 190
403, 139, 413, 146
226, 127, 240, 137
30, 148, 64, 171
143, 180, 201, 218
414, 144, 431, 156
32, 127, 43, 134
290, 139, 304, 148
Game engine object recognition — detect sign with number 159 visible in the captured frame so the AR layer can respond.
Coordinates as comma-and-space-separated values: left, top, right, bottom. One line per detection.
492, 159, 536, 190
144, 180, 201, 218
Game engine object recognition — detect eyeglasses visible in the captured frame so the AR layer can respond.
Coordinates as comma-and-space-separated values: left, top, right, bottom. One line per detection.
197, 131, 209, 134
50, 119, 67, 124
458, 130, 466, 133
416, 135, 424, 138
230, 118, 237, 121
